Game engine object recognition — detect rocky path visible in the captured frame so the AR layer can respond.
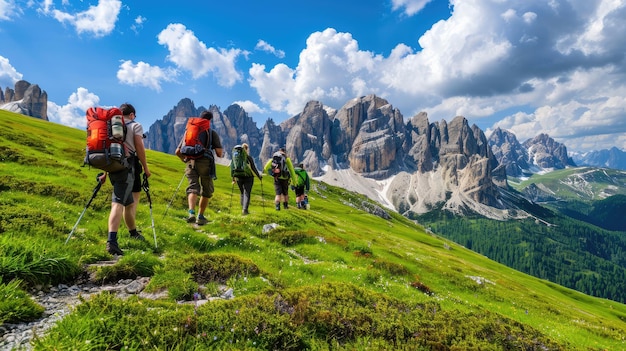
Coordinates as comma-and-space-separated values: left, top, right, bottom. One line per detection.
0, 259, 239, 351
0, 259, 160, 351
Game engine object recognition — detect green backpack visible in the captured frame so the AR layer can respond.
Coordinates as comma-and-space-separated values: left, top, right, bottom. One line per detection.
231, 145, 252, 177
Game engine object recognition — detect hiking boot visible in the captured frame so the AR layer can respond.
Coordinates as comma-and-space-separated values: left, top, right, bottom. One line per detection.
242, 209, 249, 215
300, 201, 307, 209
187, 214, 196, 223
106, 241, 123, 256
196, 215, 208, 225
275, 204, 281, 211
283, 202, 289, 209
130, 231, 145, 241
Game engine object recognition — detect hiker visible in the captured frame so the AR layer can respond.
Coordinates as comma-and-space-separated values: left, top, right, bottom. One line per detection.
230, 143, 262, 215
175, 110, 223, 225
263, 147, 296, 210
293, 163, 310, 209
100, 103, 151, 255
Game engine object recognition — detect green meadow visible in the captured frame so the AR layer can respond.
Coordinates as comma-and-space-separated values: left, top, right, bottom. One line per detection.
1, 110, 625, 350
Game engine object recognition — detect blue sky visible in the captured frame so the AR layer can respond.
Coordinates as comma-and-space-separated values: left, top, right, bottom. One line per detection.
1, 0, 626, 153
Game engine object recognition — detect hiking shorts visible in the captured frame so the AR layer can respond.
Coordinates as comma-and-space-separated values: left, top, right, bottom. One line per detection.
109, 167, 134, 206
185, 158, 214, 198
273, 178, 290, 196
294, 185, 306, 197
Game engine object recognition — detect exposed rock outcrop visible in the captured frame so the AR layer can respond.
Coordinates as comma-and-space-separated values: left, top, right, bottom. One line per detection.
488, 129, 576, 176
524, 133, 575, 170
0, 80, 48, 120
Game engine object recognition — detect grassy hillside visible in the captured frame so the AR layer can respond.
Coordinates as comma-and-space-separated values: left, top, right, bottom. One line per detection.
510, 167, 626, 200
1, 110, 626, 350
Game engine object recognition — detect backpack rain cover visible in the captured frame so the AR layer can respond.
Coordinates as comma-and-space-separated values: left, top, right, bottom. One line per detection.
84, 107, 128, 173
180, 117, 211, 159
231, 145, 252, 177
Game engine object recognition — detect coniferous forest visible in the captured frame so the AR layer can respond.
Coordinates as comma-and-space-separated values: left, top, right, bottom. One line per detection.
419, 211, 626, 303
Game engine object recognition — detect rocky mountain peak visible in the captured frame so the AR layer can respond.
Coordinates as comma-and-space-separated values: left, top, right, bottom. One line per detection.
523, 133, 575, 170
0, 80, 48, 120
489, 129, 575, 176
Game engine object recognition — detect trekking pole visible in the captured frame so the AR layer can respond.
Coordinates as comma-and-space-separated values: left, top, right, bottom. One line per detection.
260, 177, 265, 214
65, 173, 104, 245
142, 174, 158, 248
164, 174, 185, 217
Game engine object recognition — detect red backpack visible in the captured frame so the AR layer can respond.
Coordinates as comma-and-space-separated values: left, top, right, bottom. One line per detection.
180, 117, 211, 159
84, 107, 128, 173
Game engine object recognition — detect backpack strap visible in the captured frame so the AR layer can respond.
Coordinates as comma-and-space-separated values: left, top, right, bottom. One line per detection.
204, 127, 213, 159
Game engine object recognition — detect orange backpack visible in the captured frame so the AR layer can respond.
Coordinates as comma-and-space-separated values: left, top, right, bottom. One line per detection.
84, 107, 128, 173
180, 117, 211, 159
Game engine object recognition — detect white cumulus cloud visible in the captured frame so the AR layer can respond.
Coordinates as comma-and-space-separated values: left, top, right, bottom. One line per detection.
117, 60, 177, 92
157, 23, 245, 87
45, 0, 122, 37
47, 87, 101, 128
249, 28, 382, 116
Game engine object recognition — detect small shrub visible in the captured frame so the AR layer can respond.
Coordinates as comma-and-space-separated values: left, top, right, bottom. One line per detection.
347, 242, 373, 257
92, 252, 161, 284
410, 280, 434, 296
0, 235, 81, 285
187, 253, 260, 284
145, 267, 198, 301
372, 259, 409, 276
0, 280, 44, 324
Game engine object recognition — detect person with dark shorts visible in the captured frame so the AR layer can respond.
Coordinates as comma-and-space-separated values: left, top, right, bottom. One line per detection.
263, 148, 296, 210
101, 103, 151, 255
293, 163, 310, 209
175, 111, 223, 225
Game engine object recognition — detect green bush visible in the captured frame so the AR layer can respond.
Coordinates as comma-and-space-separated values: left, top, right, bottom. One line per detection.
187, 253, 260, 284
0, 235, 81, 285
91, 251, 162, 283
0, 280, 44, 324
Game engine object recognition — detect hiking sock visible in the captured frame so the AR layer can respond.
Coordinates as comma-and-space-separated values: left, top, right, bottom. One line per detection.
107, 232, 118, 242
188, 209, 196, 215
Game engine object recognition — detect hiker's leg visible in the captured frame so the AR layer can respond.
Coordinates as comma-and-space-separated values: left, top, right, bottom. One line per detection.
109, 169, 133, 232
273, 180, 281, 208
109, 202, 124, 233
187, 192, 198, 213
198, 175, 214, 217
123, 161, 142, 231
243, 178, 253, 211
124, 191, 140, 231
198, 196, 209, 215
